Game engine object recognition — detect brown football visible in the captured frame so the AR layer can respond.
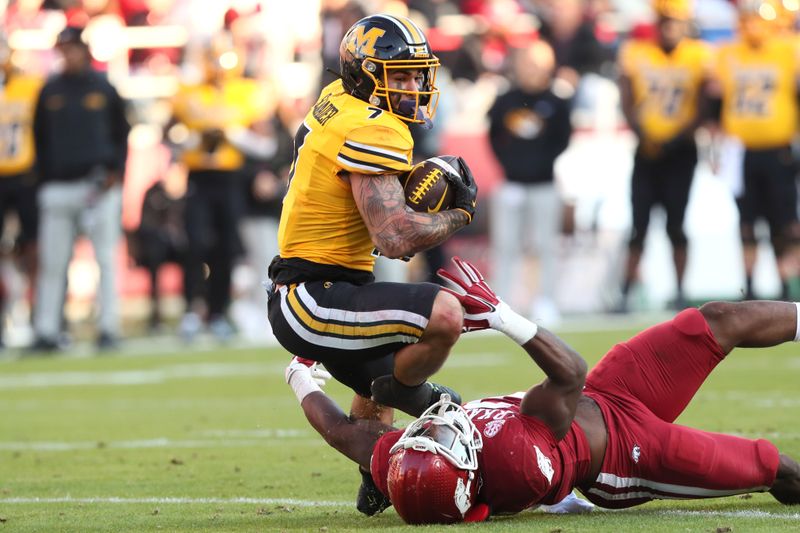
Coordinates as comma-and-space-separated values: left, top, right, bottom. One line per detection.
402, 155, 459, 213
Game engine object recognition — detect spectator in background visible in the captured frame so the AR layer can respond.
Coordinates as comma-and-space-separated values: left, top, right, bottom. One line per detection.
535, 0, 613, 87
0, 34, 44, 348
234, 100, 294, 341
128, 170, 187, 333
319, 0, 366, 89
616, 0, 713, 312
30, 25, 130, 352
487, 40, 573, 325
710, 0, 800, 300
167, 33, 272, 342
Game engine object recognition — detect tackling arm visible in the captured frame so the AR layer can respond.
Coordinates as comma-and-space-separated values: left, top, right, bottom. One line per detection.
349, 172, 468, 258
518, 328, 587, 440
286, 358, 393, 470
299, 390, 393, 471
438, 257, 586, 440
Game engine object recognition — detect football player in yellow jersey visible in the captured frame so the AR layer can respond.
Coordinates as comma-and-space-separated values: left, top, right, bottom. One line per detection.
269, 14, 478, 515
168, 34, 274, 341
616, 0, 713, 312
0, 35, 43, 347
710, 0, 800, 300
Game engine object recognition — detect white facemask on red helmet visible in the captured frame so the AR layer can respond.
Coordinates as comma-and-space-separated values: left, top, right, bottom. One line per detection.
387, 395, 483, 524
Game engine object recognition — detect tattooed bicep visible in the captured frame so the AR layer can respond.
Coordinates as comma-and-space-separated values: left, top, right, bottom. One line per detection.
351, 172, 407, 229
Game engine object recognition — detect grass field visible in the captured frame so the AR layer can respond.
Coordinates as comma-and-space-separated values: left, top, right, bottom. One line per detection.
2, 323, 800, 532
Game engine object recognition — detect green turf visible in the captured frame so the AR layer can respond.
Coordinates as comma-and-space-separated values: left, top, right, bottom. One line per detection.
1, 326, 800, 532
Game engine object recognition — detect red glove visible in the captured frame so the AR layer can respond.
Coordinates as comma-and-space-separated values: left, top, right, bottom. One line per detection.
437, 256, 501, 332
438, 257, 538, 344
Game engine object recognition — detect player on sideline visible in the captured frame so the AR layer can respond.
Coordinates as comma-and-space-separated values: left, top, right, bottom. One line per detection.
286, 257, 800, 524
266, 14, 477, 515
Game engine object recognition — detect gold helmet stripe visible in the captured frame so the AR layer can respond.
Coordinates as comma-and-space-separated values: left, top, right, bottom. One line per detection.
374, 14, 425, 45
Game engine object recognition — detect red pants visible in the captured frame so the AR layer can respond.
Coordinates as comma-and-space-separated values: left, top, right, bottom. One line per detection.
581, 308, 780, 509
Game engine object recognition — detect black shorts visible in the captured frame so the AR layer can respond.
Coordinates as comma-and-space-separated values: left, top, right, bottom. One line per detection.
0, 172, 39, 248
268, 279, 440, 397
737, 146, 798, 235
630, 143, 697, 244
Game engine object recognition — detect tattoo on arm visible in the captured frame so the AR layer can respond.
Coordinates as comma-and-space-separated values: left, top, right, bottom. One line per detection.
354, 173, 468, 258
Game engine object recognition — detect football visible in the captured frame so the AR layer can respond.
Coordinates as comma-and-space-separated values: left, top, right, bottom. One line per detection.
402, 155, 459, 213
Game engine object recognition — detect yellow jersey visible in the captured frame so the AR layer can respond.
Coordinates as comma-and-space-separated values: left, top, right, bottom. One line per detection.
716, 36, 799, 149
619, 38, 714, 143
0, 74, 43, 176
172, 77, 270, 171
278, 80, 414, 272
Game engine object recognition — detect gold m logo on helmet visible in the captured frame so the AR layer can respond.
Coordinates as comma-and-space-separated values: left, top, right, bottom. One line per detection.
347, 26, 386, 57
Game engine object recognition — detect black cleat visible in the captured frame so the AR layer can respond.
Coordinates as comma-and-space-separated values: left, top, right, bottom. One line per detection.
356, 467, 391, 516
371, 375, 462, 417
428, 382, 462, 407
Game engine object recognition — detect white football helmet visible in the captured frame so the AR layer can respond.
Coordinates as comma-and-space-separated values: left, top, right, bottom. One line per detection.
390, 394, 483, 470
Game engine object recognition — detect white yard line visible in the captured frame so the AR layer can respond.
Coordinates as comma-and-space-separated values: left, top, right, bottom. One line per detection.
0, 362, 275, 389
2, 498, 799, 520
657, 510, 800, 520
0, 496, 350, 507
0, 433, 317, 452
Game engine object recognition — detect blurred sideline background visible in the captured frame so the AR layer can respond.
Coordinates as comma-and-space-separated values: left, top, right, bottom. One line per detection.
0, 0, 784, 348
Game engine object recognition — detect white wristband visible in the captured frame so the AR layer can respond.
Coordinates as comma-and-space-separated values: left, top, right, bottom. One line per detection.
497, 305, 539, 345
794, 302, 800, 342
288, 370, 322, 403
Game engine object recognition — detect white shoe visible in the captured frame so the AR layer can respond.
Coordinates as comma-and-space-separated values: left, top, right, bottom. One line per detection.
208, 316, 235, 342
540, 491, 594, 514
179, 312, 202, 342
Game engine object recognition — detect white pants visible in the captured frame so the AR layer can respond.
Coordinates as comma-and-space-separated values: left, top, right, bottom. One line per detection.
34, 180, 122, 338
489, 181, 562, 308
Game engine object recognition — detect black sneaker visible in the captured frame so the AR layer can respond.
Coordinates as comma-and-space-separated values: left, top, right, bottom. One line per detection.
356, 467, 390, 516
25, 337, 61, 354
96, 332, 120, 352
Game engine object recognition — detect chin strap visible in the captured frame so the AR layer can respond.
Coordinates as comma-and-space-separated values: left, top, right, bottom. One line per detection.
325, 67, 343, 80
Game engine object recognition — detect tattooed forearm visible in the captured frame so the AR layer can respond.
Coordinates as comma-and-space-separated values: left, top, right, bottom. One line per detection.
353, 173, 469, 258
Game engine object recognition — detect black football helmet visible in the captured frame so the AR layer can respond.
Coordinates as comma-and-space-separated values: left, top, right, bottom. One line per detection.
339, 14, 440, 124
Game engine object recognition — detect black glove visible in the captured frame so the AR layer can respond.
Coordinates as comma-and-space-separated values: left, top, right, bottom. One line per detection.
446, 156, 478, 223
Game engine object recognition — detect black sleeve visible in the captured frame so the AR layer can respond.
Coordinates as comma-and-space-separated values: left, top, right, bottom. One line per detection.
108, 83, 131, 174
549, 95, 574, 157
487, 96, 505, 157
32, 82, 51, 180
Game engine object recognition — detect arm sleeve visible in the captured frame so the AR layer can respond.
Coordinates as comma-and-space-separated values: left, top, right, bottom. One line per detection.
32, 84, 50, 180
617, 41, 636, 77
109, 85, 131, 173
549, 95, 574, 157
487, 97, 505, 157
338, 125, 413, 175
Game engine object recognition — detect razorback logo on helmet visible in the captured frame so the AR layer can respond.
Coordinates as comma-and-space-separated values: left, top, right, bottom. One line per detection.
454, 474, 474, 515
